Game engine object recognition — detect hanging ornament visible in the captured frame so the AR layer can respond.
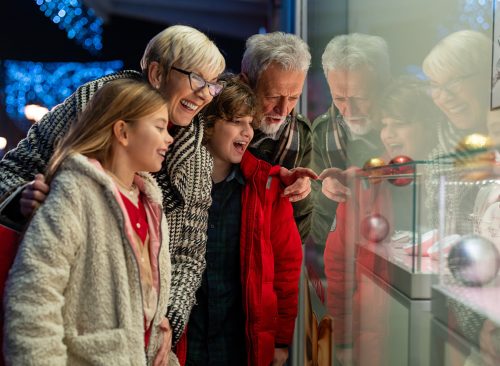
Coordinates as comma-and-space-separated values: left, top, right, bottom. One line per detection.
388, 155, 414, 186
360, 213, 390, 243
447, 234, 500, 287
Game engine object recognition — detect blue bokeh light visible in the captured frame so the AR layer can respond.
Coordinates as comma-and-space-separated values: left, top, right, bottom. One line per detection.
2, 60, 124, 131
33, 0, 103, 54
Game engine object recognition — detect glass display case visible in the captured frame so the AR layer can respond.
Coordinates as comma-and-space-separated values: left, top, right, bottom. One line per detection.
319, 158, 447, 366
299, 0, 498, 364
431, 148, 500, 365
350, 158, 444, 299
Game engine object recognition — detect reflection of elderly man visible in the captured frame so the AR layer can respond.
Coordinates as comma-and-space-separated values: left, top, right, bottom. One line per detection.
311, 33, 390, 246
241, 32, 316, 241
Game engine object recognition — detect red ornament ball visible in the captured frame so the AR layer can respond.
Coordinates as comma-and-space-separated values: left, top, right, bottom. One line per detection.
360, 214, 390, 243
388, 155, 414, 186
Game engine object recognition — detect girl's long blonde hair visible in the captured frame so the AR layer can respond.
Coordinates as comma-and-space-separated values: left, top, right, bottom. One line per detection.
46, 79, 167, 184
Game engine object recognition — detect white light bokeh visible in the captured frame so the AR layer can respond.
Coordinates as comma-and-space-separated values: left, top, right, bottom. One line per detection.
24, 104, 49, 122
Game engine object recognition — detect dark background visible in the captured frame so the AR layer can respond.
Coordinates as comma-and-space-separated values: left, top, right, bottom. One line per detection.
0, 0, 246, 71
0, 0, 250, 150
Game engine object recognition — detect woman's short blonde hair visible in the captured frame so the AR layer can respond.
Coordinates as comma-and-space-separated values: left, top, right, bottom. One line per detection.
423, 30, 491, 81
141, 25, 226, 79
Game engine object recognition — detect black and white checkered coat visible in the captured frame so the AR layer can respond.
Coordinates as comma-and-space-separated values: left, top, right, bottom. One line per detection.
0, 70, 212, 344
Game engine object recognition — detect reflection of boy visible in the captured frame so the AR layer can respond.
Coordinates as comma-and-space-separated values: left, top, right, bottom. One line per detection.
183, 77, 303, 366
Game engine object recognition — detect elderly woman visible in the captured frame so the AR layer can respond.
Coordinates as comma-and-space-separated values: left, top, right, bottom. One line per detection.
422, 29, 491, 153
0, 25, 225, 350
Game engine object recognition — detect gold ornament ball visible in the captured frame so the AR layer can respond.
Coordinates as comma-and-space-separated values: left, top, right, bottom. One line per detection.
363, 157, 386, 184
455, 133, 496, 180
363, 157, 386, 170
456, 133, 494, 151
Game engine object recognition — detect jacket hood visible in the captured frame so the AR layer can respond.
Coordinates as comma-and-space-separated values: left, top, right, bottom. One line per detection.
58, 153, 163, 206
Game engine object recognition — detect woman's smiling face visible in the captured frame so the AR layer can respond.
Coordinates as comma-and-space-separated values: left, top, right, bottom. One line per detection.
161, 65, 221, 127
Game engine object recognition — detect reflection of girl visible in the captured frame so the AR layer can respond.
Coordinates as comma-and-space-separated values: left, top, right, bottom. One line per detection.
422, 31, 492, 236
379, 77, 443, 160
4, 80, 176, 365
423, 30, 491, 153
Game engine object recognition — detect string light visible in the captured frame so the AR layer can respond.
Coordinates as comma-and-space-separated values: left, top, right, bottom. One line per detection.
33, 0, 103, 53
3, 59, 123, 131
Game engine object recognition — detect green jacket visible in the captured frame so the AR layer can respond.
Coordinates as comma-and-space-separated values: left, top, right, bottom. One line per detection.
310, 106, 383, 246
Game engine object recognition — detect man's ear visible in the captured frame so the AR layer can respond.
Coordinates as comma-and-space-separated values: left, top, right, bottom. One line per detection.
148, 61, 162, 89
113, 120, 129, 146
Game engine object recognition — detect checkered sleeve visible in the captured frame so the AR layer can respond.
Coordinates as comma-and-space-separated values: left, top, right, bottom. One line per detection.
155, 120, 212, 345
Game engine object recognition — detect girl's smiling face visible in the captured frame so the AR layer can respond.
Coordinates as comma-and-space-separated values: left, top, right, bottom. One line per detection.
123, 105, 173, 173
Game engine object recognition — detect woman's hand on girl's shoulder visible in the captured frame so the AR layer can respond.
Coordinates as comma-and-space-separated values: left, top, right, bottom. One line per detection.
20, 174, 50, 218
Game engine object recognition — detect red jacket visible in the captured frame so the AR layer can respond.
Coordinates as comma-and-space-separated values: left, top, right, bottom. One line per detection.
324, 180, 393, 366
239, 151, 303, 366
176, 151, 303, 366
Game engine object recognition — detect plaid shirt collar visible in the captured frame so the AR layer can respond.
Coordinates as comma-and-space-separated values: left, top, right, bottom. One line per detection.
224, 164, 245, 185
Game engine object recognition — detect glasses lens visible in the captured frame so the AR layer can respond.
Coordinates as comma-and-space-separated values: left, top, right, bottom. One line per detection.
189, 73, 206, 90
209, 83, 224, 96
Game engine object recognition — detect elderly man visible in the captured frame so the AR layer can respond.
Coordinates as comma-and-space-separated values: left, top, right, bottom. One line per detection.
241, 31, 315, 242
311, 33, 391, 247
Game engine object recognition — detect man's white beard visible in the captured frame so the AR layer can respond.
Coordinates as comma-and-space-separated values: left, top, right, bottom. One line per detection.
258, 116, 287, 135
344, 117, 373, 136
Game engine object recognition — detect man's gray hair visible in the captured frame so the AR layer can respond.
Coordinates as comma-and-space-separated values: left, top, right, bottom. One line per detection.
322, 33, 391, 83
241, 32, 311, 87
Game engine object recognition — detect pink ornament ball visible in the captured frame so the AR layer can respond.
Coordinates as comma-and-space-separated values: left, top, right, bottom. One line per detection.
361, 214, 390, 243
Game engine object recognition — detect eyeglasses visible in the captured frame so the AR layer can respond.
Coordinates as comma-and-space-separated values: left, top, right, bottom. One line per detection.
428, 73, 478, 96
171, 66, 224, 97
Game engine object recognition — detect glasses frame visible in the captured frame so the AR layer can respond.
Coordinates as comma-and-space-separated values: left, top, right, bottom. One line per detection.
428, 73, 478, 96
171, 66, 224, 97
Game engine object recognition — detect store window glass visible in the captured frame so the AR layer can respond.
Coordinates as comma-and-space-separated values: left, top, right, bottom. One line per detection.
303, 1, 499, 365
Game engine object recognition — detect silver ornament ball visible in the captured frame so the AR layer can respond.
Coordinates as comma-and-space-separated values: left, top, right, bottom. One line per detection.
447, 234, 500, 287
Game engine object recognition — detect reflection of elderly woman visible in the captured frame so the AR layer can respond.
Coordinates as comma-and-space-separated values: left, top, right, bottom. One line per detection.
0, 25, 226, 347
424, 30, 500, 366
423, 30, 491, 153
422, 30, 492, 234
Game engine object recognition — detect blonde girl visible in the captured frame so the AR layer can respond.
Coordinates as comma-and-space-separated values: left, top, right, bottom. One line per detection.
4, 79, 177, 366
